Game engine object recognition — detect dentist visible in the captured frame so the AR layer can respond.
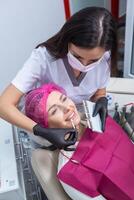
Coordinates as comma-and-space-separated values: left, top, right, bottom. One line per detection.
0, 7, 117, 149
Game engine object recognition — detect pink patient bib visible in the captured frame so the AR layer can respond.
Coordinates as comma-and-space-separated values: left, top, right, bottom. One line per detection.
57, 116, 134, 200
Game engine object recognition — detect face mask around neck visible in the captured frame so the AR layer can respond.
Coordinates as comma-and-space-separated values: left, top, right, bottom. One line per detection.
67, 51, 110, 73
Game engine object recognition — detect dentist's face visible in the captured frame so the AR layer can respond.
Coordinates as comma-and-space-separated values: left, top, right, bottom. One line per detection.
46, 91, 80, 128
68, 43, 105, 66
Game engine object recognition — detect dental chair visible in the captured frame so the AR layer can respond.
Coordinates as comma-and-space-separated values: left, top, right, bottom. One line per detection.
31, 78, 134, 200
31, 149, 71, 200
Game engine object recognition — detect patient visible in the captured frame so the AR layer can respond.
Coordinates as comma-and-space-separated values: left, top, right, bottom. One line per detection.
25, 83, 134, 200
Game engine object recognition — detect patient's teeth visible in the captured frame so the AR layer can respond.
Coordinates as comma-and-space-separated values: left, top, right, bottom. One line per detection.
66, 111, 75, 121
69, 112, 74, 119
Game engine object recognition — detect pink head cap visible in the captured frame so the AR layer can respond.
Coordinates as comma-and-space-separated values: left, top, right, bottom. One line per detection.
25, 83, 66, 127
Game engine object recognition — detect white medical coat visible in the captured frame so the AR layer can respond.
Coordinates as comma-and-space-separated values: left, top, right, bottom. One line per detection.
12, 46, 110, 104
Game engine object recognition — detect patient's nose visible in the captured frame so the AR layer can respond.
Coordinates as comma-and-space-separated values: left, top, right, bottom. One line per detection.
62, 106, 69, 114
63, 105, 74, 114
59, 105, 73, 114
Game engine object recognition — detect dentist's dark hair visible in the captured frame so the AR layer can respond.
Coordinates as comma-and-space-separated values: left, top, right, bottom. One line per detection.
37, 7, 117, 75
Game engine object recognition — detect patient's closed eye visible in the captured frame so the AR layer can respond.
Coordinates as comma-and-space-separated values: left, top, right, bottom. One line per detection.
62, 96, 67, 102
60, 94, 67, 102
48, 104, 58, 115
51, 108, 57, 115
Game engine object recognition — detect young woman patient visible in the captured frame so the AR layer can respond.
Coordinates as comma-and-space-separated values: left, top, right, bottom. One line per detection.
25, 83, 134, 200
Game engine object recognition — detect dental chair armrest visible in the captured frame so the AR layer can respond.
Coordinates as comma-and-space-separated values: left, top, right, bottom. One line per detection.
31, 149, 71, 200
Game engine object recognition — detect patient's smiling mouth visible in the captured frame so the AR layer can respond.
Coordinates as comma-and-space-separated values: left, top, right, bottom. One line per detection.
65, 111, 77, 121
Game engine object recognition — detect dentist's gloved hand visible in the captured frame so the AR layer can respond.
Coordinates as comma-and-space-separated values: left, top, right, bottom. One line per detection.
33, 124, 78, 150
92, 97, 108, 132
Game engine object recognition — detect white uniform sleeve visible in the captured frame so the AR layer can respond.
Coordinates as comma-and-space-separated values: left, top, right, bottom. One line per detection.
12, 47, 47, 93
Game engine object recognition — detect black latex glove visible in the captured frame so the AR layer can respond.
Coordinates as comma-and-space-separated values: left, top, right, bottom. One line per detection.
92, 97, 108, 132
33, 124, 78, 150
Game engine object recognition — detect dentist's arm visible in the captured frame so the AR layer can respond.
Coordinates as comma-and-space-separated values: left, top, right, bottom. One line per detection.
0, 84, 36, 132
90, 88, 106, 102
